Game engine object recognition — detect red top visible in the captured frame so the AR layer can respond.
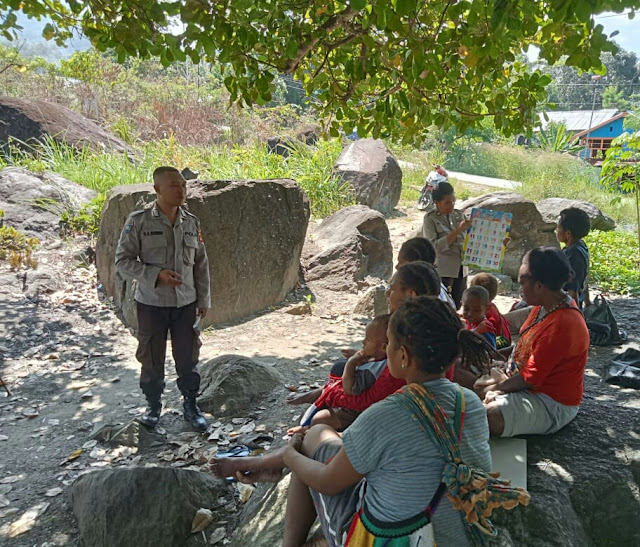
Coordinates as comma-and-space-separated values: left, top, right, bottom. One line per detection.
317, 367, 406, 412
486, 302, 512, 342
516, 301, 589, 406
316, 360, 455, 413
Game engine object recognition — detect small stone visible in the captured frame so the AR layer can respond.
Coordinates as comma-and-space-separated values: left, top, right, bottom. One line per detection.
285, 302, 311, 316
209, 527, 226, 545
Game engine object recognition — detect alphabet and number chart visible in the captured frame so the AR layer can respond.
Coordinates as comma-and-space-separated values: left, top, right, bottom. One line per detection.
462, 208, 512, 272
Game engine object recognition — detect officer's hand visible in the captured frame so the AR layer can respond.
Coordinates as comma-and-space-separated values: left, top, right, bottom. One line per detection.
197, 307, 209, 318
158, 269, 183, 287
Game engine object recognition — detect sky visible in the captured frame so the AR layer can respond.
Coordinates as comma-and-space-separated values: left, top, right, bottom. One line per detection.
594, 10, 640, 56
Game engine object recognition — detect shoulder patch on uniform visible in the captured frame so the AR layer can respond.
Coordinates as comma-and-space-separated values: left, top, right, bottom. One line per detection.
124, 210, 144, 233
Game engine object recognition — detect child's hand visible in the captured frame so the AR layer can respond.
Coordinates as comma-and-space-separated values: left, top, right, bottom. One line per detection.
341, 348, 357, 359
483, 389, 504, 404
350, 349, 370, 365
475, 320, 489, 335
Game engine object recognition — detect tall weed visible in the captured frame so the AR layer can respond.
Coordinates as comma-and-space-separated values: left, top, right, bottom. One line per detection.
443, 143, 636, 225
0, 137, 352, 219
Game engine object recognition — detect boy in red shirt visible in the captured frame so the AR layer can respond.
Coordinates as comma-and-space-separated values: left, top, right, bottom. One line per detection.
470, 272, 512, 349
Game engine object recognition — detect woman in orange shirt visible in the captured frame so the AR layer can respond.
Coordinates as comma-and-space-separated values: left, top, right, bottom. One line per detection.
477, 247, 589, 437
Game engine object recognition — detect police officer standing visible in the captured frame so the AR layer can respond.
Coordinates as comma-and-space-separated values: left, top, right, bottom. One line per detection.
115, 166, 210, 431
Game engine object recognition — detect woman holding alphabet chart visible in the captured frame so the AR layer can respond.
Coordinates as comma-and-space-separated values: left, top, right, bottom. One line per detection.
422, 182, 471, 309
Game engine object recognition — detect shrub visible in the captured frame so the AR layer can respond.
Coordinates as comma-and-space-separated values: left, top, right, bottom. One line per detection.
584, 230, 640, 296
0, 225, 39, 269
60, 195, 107, 236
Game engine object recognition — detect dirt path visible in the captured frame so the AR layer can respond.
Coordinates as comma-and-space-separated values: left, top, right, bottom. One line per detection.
0, 204, 637, 546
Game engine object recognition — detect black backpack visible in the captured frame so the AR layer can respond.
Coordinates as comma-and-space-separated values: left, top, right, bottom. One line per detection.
583, 295, 627, 346
605, 348, 640, 390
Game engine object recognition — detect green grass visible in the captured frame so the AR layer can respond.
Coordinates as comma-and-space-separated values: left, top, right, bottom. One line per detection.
442, 143, 636, 226
0, 137, 353, 219
584, 230, 640, 296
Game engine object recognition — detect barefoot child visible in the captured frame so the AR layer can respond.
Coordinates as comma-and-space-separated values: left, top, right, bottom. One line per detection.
461, 286, 497, 349
288, 261, 443, 432
470, 272, 512, 349
294, 314, 393, 433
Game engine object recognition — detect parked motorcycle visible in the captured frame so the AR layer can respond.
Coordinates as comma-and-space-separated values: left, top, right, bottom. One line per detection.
417, 165, 449, 210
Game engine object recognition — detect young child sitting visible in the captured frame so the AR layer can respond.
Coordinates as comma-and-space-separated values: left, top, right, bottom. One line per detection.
287, 261, 444, 433
396, 237, 456, 308
461, 286, 497, 349
470, 272, 512, 349
290, 314, 401, 434
557, 207, 591, 309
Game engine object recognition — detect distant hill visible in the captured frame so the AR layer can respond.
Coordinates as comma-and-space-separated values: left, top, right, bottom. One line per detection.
1, 12, 90, 63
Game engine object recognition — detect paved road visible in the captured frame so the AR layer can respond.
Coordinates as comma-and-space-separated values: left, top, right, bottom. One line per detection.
397, 160, 520, 190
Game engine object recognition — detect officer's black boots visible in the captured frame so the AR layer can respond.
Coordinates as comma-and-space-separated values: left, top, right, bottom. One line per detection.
183, 397, 208, 431
139, 397, 162, 428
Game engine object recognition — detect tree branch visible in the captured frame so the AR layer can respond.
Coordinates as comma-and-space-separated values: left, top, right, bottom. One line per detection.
283, 7, 357, 74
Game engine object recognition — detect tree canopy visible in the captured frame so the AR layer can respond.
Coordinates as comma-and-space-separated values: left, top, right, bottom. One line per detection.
2, 1, 640, 141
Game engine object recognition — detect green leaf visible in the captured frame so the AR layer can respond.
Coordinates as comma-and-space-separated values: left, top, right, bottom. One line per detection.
395, 0, 414, 17
286, 39, 298, 59
42, 23, 55, 41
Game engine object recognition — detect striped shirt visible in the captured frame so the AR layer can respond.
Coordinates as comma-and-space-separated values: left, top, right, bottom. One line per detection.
342, 379, 491, 546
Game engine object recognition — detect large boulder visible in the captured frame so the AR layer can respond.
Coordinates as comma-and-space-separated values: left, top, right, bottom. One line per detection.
459, 192, 558, 279
0, 96, 133, 155
334, 139, 402, 214
536, 197, 615, 232
95, 179, 310, 329
303, 205, 393, 292
0, 167, 97, 239
198, 355, 282, 417
353, 284, 389, 317
69, 468, 228, 547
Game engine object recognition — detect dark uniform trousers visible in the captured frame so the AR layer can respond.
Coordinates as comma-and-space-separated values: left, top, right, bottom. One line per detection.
441, 266, 467, 310
136, 301, 202, 399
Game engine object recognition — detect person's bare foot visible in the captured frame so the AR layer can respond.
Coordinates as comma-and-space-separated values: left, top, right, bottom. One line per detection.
286, 425, 309, 436
286, 388, 322, 406
210, 456, 261, 478
235, 468, 283, 484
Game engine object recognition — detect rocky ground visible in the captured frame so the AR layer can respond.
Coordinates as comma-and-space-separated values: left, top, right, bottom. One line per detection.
0, 205, 638, 546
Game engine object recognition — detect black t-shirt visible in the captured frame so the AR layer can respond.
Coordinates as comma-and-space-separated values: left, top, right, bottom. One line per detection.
563, 241, 590, 306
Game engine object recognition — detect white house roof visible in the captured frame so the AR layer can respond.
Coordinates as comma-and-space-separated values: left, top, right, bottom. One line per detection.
539, 109, 620, 131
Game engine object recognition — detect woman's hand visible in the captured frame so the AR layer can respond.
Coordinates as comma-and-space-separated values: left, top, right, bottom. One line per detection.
287, 432, 305, 454
457, 219, 472, 233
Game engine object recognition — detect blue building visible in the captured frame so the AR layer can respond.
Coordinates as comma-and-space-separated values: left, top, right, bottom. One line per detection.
539, 109, 631, 162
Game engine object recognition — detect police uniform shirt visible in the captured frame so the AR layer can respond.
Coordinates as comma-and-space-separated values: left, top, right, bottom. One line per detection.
115, 202, 211, 308
422, 208, 468, 278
